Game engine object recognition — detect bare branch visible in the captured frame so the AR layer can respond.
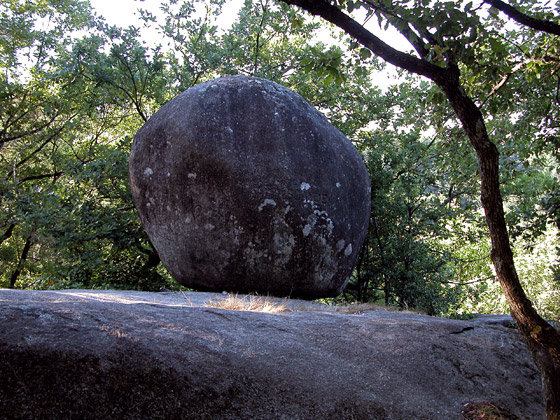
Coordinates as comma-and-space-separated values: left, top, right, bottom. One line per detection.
483, 0, 560, 36
480, 61, 525, 107
0, 113, 59, 146
6, 113, 77, 178
17, 171, 64, 184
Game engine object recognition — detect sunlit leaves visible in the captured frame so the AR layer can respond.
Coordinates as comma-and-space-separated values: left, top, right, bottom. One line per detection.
300, 45, 346, 85
0, 0, 167, 289
146, 0, 224, 91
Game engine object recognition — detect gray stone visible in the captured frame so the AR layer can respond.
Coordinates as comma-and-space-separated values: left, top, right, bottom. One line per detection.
0, 289, 545, 420
129, 75, 370, 299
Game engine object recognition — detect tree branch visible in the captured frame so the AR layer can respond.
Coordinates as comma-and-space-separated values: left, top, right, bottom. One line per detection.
483, 0, 560, 36
359, 0, 432, 58
0, 113, 59, 146
17, 171, 64, 184
278, 0, 449, 83
9, 233, 33, 288
0, 223, 15, 246
480, 61, 525, 107
6, 114, 77, 179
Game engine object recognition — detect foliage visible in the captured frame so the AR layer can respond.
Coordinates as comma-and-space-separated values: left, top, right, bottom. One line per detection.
0, 0, 164, 290
351, 127, 460, 315
456, 226, 560, 322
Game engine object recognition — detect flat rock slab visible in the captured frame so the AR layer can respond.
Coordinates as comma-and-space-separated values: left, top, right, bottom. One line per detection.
0, 289, 544, 420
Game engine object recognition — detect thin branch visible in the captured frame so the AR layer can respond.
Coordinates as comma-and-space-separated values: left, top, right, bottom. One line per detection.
6, 113, 77, 178
9, 233, 33, 288
17, 170, 64, 184
440, 275, 495, 285
253, 0, 271, 75
360, 0, 437, 58
480, 61, 526, 107
392, 135, 438, 181
0, 113, 59, 146
113, 52, 148, 122
0, 223, 15, 246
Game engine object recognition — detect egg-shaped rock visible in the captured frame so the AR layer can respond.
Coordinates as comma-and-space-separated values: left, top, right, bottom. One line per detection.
129, 75, 370, 299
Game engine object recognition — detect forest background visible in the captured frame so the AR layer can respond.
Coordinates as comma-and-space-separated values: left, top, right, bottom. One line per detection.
1, 0, 559, 321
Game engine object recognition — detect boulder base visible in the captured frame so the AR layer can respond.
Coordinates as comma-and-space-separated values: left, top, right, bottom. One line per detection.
129, 75, 370, 298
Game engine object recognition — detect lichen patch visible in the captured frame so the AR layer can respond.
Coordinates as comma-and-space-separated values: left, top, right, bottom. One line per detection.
258, 199, 277, 211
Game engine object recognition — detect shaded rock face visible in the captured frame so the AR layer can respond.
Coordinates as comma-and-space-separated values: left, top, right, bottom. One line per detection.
0, 290, 545, 420
129, 75, 371, 299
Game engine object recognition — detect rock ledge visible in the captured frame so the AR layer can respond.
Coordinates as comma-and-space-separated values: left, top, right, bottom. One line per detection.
0, 289, 544, 420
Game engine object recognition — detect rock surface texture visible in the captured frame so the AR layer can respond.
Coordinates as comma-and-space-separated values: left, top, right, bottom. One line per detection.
0, 289, 545, 420
129, 75, 371, 299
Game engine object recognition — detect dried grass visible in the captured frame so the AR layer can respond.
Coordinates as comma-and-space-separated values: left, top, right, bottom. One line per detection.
203, 294, 417, 315
461, 402, 520, 420
204, 294, 288, 313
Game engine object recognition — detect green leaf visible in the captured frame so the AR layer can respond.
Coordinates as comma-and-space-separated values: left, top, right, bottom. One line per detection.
323, 73, 335, 85
359, 47, 372, 60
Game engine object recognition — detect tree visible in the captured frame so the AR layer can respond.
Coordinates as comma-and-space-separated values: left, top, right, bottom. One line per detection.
0, 0, 99, 287
277, 0, 560, 417
342, 78, 458, 313
0, 0, 171, 290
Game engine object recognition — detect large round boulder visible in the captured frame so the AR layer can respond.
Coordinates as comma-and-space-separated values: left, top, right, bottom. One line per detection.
129, 75, 370, 299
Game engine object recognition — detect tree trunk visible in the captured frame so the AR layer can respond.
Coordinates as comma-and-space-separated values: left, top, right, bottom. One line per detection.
9, 234, 33, 288
532, 342, 560, 420
437, 73, 560, 419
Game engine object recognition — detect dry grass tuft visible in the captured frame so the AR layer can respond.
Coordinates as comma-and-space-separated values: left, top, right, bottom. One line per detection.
203, 294, 422, 315
461, 402, 520, 420
204, 294, 288, 313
